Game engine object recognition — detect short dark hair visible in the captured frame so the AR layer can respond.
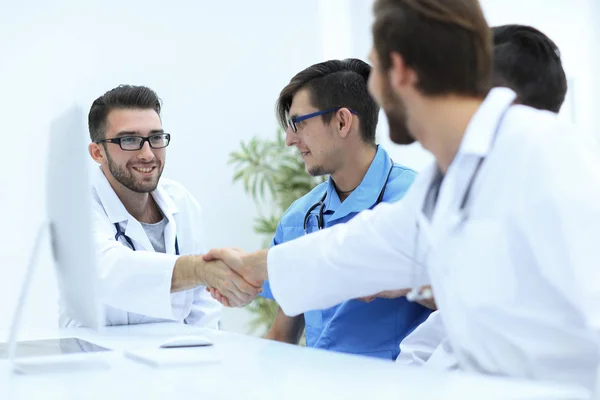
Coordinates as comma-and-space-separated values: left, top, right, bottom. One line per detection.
372, 0, 492, 97
88, 85, 162, 142
492, 24, 567, 112
276, 58, 380, 144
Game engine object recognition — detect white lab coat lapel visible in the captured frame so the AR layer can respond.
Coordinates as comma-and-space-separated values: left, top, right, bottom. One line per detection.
422, 88, 519, 368
151, 184, 179, 255
429, 156, 480, 243
122, 218, 153, 251
411, 163, 475, 252
412, 164, 438, 258
429, 88, 517, 243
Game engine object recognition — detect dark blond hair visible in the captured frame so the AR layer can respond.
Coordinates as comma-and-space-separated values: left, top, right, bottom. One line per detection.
373, 0, 492, 97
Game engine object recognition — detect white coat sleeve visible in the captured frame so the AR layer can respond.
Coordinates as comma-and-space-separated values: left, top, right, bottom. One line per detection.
268, 188, 428, 317
92, 204, 182, 320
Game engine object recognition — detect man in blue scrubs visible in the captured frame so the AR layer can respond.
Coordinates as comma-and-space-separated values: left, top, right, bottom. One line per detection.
259, 58, 431, 360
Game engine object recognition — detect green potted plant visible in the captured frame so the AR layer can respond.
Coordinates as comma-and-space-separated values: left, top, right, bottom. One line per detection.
228, 128, 325, 336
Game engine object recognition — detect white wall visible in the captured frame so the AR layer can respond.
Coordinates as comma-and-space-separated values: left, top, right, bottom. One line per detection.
594, 0, 600, 140
1, 0, 597, 337
480, 0, 597, 142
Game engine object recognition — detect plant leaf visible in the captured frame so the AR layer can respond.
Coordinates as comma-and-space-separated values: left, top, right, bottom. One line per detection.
228, 128, 324, 336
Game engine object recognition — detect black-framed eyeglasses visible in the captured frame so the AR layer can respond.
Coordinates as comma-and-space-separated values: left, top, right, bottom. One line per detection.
95, 133, 171, 151
287, 107, 358, 133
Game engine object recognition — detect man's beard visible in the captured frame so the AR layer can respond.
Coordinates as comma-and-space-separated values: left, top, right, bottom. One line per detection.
381, 77, 415, 145
307, 165, 331, 177
105, 151, 162, 193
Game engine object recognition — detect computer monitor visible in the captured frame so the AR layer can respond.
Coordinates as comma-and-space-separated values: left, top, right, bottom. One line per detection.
47, 104, 104, 330
4, 105, 107, 372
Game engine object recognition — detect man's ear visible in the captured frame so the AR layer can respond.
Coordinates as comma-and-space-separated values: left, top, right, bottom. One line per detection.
389, 51, 417, 91
88, 142, 105, 164
336, 108, 354, 138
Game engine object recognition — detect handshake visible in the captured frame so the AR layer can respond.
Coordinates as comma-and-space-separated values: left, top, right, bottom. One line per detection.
199, 248, 268, 308
196, 247, 438, 311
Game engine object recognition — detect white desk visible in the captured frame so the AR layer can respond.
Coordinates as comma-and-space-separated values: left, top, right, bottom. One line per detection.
0, 323, 591, 400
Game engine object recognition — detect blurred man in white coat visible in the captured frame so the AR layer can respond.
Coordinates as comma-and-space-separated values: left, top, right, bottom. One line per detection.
397, 23, 570, 368
60, 85, 261, 327
203, 0, 600, 392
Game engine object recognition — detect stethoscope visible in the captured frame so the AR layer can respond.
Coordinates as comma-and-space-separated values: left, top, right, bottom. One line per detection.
114, 222, 180, 255
303, 159, 395, 234
405, 103, 513, 302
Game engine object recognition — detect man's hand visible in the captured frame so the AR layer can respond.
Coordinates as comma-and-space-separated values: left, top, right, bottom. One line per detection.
203, 247, 268, 284
357, 289, 410, 303
206, 287, 232, 307
357, 286, 437, 310
202, 248, 269, 307
264, 307, 305, 344
410, 285, 437, 310
171, 254, 261, 307
198, 258, 262, 307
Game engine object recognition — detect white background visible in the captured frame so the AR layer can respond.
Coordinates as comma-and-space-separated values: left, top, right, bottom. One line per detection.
0, 0, 598, 336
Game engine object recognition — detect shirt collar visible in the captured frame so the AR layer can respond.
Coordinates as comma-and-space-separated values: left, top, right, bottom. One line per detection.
92, 166, 179, 224
324, 145, 393, 219
459, 87, 517, 157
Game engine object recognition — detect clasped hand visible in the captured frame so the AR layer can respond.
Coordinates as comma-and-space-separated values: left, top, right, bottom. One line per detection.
358, 286, 437, 310
202, 248, 263, 307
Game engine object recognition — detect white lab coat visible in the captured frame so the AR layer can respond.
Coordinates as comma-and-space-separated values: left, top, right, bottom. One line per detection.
397, 311, 459, 370
59, 166, 221, 328
267, 88, 600, 391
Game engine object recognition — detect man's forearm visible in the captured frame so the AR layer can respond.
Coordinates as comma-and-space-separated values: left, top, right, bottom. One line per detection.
264, 307, 305, 344
243, 249, 269, 281
199, 247, 269, 307
171, 255, 205, 292
174, 254, 262, 307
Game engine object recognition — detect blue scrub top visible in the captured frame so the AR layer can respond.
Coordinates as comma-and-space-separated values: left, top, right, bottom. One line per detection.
261, 146, 432, 360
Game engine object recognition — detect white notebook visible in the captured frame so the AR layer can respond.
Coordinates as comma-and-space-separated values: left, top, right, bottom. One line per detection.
124, 346, 221, 368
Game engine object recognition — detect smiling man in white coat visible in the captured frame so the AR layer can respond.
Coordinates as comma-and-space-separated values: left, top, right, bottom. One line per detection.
60, 85, 261, 327
203, 0, 600, 393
